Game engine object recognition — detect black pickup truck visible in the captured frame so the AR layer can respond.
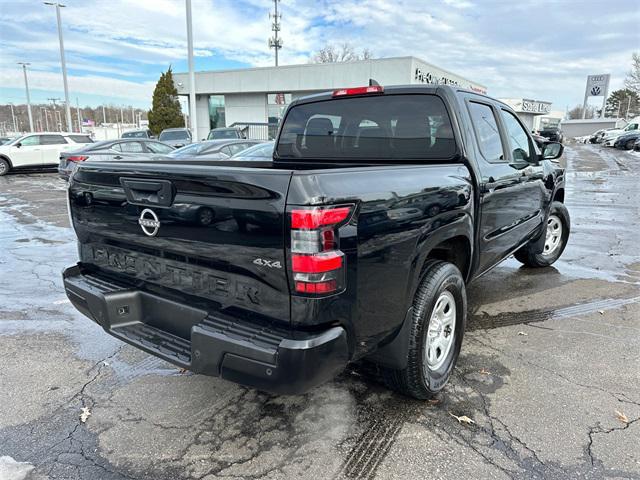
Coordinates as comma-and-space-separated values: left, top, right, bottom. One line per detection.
63, 85, 569, 399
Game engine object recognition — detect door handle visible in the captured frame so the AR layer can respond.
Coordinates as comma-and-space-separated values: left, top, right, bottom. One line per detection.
120, 178, 174, 207
113, 155, 123, 160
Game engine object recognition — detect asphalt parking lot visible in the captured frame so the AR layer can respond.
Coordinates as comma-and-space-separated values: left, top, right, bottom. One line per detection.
0, 144, 639, 480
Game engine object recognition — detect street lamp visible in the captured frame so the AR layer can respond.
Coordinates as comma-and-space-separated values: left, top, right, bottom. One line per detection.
8, 103, 18, 134
17, 62, 34, 132
41, 107, 49, 131
185, 0, 198, 138
44, 2, 73, 132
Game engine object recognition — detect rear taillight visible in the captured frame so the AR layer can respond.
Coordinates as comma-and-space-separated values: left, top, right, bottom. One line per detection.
290, 205, 353, 295
67, 155, 88, 162
332, 85, 384, 97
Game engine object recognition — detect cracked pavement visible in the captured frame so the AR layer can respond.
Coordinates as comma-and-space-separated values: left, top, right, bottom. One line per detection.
1, 145, 639, 479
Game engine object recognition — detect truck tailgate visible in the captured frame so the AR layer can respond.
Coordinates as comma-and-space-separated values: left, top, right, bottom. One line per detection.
68, 160, 293, 325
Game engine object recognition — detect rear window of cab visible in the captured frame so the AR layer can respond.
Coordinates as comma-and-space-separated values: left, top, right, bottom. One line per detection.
276, 94, 455, 160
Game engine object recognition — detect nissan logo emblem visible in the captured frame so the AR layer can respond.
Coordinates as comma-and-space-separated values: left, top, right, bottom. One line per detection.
138, 208, 160, 237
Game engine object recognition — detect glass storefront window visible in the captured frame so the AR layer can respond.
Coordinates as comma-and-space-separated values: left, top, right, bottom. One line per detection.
267, 93, 291, 125
209, 95, 226, 129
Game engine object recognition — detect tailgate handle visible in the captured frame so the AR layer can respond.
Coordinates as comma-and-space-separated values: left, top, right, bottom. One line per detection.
120, 178, 174, 207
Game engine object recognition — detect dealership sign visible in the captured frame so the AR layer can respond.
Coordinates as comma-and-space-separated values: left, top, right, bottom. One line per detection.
521, 100, 551, 114
414, 67, 487, 94
415, 68, 460, 87
585, 74, 610, 97
582, 74, 610, 119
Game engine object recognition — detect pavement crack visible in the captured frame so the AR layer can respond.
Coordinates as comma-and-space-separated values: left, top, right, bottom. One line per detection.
469, 335, 640, 406
585, 416, 640, 466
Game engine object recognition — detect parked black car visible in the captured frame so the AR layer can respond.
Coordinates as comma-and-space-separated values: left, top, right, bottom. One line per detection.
538, 127, 564, 143
58, 139, 175, 179
167, 139, 263, 159
63, 85, 567, 399
613, 131, 640, 150
122, 129, 153, 139
207, 127, 246, 140
158, 128, 192, 148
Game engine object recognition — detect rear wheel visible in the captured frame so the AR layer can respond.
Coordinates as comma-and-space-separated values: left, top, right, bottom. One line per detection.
514, 201, 570, 267
0, 158, 9, 176
382, 261, 466, 400
197, 207, 214, 226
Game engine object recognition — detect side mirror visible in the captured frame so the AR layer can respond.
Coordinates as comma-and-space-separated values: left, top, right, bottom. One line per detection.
541, 142, 563, 160
15, 142, 21, 148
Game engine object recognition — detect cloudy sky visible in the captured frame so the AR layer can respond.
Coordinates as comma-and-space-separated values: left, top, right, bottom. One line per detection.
1, 0, 638, 111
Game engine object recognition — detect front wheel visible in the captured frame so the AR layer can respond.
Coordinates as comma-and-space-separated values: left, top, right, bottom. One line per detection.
0, 159, 9, 176
514, 201, 570, 267
382, 261, 466, 400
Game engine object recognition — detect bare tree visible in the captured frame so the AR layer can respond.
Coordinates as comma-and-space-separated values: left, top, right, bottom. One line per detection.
567, 105, 596, 120
624, 52, 640, 96
310, 43, 374, 63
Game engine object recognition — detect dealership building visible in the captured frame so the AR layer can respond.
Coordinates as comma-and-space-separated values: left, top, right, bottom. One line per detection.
173, 56, 487, 140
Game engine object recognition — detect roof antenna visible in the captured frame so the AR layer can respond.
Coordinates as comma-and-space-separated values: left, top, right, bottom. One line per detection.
369, 78, 380, 87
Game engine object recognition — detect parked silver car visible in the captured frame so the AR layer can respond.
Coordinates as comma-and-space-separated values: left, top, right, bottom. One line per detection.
58, 139, 174, 180
167, 139, 263, 159
158, 128, 192, 148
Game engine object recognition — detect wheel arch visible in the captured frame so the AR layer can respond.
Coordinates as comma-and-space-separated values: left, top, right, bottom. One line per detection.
420, 236, 472, 282
0, 154, 13, 167
553, 187, 565, 203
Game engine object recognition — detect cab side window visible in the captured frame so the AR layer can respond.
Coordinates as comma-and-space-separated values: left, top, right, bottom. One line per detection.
500, 110, 532, 162
468, 102, 504, 162
19, 136, 41, 146
40, 135, 67, 145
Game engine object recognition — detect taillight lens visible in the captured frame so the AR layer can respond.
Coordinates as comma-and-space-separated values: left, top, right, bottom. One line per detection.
332, 85, 384, 97
67, 155, 88, 162
291, 251, 343, 273
290, 205, 353, 295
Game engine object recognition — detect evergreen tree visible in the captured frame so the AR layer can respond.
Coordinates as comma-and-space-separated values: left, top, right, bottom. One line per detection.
605, 89, 640, 118
148, 67, 184, 135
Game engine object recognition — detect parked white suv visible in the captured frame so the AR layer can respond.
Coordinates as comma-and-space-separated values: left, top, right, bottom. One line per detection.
602, 117, 639, 147
0, 132, 93, 176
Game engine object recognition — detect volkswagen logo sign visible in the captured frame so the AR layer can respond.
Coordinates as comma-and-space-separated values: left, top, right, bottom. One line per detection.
590, 86, 601, 96
138, 208, 160, 237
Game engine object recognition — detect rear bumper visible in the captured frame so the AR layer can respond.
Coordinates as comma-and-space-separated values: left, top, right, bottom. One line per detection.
63, 264, 349, 394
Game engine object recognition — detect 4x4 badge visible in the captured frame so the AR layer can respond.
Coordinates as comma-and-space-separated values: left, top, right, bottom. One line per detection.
138, 208, 160, 237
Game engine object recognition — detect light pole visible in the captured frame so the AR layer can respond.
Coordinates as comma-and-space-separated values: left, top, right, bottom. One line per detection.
44, 2, 73, 132
17, 62, 34, 132
55, 110, 62, 131
185, 0, 198, 139
8, 103, 18, 134
102, 105, 107, 125
41, 108, 49, 131
76, 97, 81, 132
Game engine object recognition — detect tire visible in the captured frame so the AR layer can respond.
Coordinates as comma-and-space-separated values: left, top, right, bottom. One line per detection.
514, 201, 570, 267
626, 140, 635, 150
0, 158, 9, 176
382, 261, 466, 400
